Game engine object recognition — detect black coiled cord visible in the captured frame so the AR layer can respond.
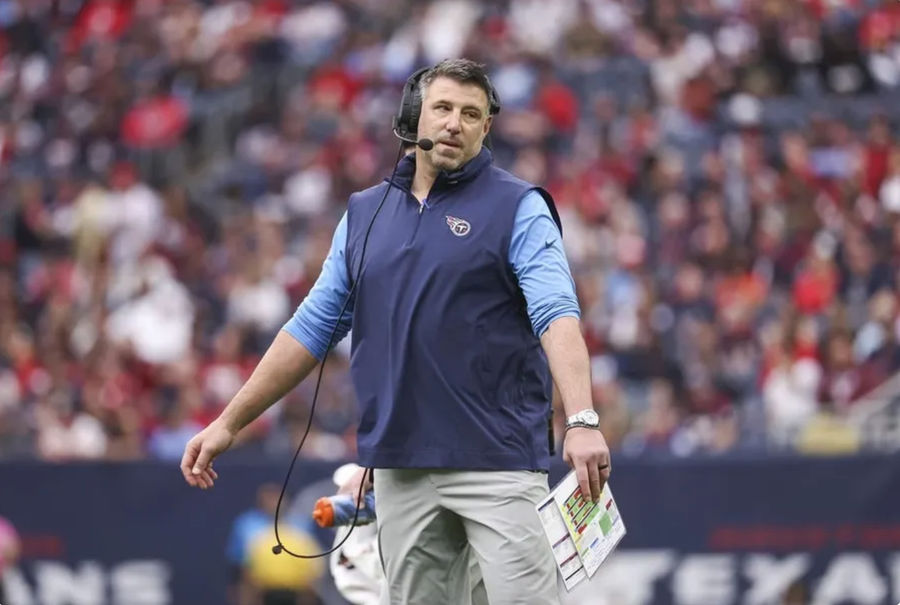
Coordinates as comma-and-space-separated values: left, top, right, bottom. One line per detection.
271, 142, 407, 558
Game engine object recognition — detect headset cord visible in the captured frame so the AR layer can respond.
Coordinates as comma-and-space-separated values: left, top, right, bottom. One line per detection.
271, 142, 407, 559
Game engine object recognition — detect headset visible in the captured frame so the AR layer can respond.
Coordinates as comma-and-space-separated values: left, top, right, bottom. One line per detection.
271, 63, 502, 560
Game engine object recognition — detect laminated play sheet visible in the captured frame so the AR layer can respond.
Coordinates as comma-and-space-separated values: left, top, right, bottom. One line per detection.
536, 470, 626, 591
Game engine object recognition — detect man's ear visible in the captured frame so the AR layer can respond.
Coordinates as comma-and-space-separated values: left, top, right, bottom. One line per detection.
483, 115, 493, 137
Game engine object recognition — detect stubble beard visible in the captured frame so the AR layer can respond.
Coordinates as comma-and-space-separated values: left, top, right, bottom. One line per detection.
430, 148, 468, 172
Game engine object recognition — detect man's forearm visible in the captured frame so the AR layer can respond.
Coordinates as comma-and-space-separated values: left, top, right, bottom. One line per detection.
540, 316, 594, 416
218, 330, 320, 434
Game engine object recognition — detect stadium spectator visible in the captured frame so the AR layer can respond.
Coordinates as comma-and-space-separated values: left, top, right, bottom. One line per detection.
0, 0, 898, 462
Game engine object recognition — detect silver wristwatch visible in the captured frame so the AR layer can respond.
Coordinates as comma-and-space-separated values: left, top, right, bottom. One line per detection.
565, 409, 600, 431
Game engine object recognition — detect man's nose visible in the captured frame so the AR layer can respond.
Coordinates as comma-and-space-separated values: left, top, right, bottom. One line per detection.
445, 111, 461, 133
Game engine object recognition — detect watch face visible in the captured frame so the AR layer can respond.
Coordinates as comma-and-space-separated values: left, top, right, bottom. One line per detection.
568, 410, 600, 426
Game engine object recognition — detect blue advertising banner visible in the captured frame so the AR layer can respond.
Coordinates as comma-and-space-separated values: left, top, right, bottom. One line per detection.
0, 459, 340, 605
1, 454, 899, 604
566, 454, 900, 605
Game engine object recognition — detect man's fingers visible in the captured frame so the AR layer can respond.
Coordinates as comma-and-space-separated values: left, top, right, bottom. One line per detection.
181, 441, 200, 486
587, 462, 602, 502
574, 461, 591, 502
192, 445, 213, 476
181, 429, 227, 489
563, 429, 612, 502
182, 468, 196, 487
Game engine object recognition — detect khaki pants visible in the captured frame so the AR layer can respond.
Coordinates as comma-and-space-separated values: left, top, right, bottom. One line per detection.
374, 469, 560, 605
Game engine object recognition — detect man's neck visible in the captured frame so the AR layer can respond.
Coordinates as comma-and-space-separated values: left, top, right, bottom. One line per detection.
411, 150, 439, 202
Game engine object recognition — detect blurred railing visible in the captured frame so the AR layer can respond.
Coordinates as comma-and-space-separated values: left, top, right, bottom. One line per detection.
848, 370, 900, 452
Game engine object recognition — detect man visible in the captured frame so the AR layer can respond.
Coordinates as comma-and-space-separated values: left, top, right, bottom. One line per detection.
181, 59, 611, 604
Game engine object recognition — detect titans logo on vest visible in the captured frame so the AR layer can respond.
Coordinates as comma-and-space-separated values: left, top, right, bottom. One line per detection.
445, 215, 471, 237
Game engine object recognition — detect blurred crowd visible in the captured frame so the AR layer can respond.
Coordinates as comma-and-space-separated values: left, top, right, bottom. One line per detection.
1, 0, 899, 462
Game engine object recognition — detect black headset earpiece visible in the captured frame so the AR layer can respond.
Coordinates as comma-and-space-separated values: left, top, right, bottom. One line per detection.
486, 77, 501, 116
392, 64, 502, 146
393, 67, 430, 144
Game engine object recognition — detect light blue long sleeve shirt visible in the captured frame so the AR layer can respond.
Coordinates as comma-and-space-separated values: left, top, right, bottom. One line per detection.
284, 190, 580, 360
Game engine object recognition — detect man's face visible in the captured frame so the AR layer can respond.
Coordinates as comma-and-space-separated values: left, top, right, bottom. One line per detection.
417, 76, 492, 172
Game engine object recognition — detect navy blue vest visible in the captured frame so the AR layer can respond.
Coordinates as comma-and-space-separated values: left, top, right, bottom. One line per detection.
345, 147, 556, 471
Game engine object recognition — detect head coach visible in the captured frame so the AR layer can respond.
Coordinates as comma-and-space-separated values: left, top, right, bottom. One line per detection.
182, 58, 611, 604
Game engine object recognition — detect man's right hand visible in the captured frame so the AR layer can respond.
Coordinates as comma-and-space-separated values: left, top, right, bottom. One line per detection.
180, 420, 234, 489
337, 466, 373, 507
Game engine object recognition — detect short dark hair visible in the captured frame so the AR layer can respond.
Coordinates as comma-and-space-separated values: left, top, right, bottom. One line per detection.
418, 59, 496, 115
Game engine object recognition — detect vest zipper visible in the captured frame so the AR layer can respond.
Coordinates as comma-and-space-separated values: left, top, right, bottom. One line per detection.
405, 193, 425, 246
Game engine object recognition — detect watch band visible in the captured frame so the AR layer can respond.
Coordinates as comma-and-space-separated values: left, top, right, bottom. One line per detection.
565, 421, 600, 431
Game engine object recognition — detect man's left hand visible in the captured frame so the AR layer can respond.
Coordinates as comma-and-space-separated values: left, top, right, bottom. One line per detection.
563, 428, 611, 502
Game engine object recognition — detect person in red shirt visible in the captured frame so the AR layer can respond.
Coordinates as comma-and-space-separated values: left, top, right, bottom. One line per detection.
860, 114, 892, 197
793, 245, 838, 315
67, 0, 133, 52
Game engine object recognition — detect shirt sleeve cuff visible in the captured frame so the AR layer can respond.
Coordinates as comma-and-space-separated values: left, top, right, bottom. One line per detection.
282, 316, 327, 362
533, 304, 581, 337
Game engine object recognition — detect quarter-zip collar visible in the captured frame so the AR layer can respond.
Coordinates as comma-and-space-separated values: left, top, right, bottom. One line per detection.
386, 146, 493, 193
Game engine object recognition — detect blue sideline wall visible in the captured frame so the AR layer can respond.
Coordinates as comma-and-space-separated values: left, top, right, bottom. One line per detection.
1, 455, 899, 604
